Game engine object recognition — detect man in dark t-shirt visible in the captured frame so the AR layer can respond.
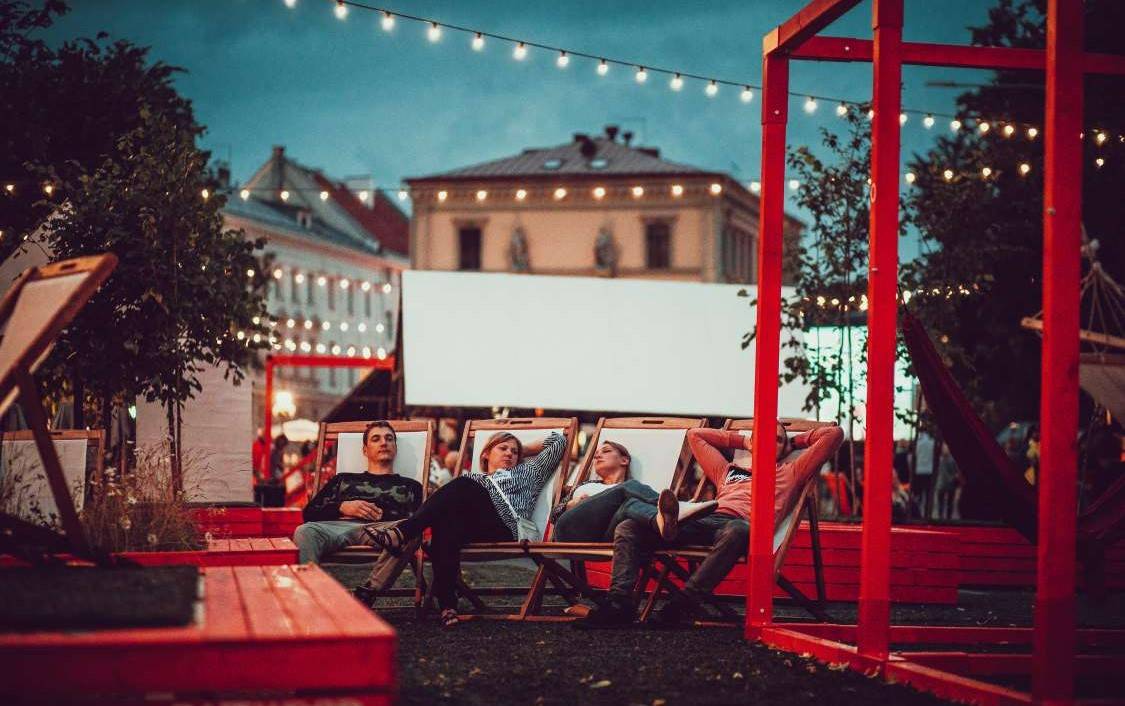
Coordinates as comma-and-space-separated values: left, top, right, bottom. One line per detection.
294, 421, 423, 566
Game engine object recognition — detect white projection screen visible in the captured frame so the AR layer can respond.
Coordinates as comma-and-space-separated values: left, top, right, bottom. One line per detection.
403, 271, 812, 418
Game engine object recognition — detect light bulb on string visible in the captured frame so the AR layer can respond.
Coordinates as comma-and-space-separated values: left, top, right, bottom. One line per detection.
835, 103, 848, 117
593, 186, 606, 199
201, 188, 210, 200
943, 169, 955, 181
709, 182, 723, 195
803, 96, 817, 113
427, 22, 441, 42
240, 188, 250, 200
1003, 124, 1015, 138
740, 86, 753, 103
43, 183, 54, 196
471, 33, 484, 51
1095, 157, 1106, 168
670, 73, 683, 91
905, 172, 916, 184
631, 185, 644, 198
358, 190, 369, 202
3, 183, 13, 193
436, 190, 447, 202
1019, 163, 1031, 176
671, 184, 684, 197
978, 121, 990, 134
866, 109, 874, 120
950, 119, 962, 132
899, 112, 908, 125
398, 189, 408, 201
319, 190, 329, 201
788, 179, 800, 191
597, 59, 608, 76
476, 189, 487, 202
981, 166, 992, 178
749, 181, 761, 194
705, 80, 718, 97
513, 42, 527, 60
283, 0, 297, 8
333, 1, 347, 20
280, 189, 290, 201
634, 66, 647, 83
515, 189, 527, 201
1096, 132, 1108, 145
556, 51, 569, 68
1027, 127, 1038, 139
380, 11, 395, 31
923, 114, 935, 129
554, 187, 567, 200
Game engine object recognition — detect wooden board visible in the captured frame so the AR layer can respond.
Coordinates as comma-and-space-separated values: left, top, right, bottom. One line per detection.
0, 564, 395, 702
0, 538, 298, 569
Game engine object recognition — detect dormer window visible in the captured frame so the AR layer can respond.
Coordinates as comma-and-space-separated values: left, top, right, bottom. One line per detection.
543, 158, 563, 170
589, 158, 609, 169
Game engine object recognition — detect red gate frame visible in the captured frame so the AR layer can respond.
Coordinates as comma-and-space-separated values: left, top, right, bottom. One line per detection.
262, 353, 396, 443
747, 1, 1125, 704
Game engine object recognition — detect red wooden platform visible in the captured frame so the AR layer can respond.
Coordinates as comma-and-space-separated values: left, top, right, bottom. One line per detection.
585, 522, 961, 604
0, 564, 395, 705
1, 538, 298, 569
943, 525, 1125, 589
191, 506, 304, 538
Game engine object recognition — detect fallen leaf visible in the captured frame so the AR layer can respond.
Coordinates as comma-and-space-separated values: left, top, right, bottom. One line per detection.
732, 672, 744, 680
590, 680, 612, 689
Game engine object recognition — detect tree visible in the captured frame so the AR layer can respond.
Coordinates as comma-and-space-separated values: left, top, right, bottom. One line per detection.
0, 1, 271, 484
902, 0, 1125, 430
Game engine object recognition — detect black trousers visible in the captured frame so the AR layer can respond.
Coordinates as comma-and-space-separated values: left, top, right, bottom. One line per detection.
399, 476, 511, 610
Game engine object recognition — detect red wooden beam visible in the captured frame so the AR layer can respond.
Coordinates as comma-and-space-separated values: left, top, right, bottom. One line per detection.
793, 36, 1125, 75
746, 49, 790, 641
902, 652, 1125, 677
772, 623, 1125, 649
883, 661, 1033, 706
1034, 1, 1083, 702
857, 0, 902, 664
763, 0, 863, 55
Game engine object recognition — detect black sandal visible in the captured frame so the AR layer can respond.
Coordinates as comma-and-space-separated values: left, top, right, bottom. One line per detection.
362, 524, 406, 556
440, 608, 460, 628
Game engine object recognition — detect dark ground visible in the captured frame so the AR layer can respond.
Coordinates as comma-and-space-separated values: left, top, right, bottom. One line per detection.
324, 561, 1125, 705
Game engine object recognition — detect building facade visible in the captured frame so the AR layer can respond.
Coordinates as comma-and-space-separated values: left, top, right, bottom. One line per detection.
406, 126, 802, 283
224, 147, 409, 427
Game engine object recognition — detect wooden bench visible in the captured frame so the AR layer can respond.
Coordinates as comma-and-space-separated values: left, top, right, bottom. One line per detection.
0, 564, 394, 704
0, 538, 299, 568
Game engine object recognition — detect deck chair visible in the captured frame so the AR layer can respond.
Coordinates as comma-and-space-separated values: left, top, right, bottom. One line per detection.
1, 429, 105, 531
0, 254, 117, 564
642, 418, 834, 624
426, 417, 577, 619
516, 416, 706, 617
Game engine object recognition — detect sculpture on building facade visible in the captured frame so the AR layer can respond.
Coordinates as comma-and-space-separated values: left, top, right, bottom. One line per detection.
509, 227, 530, 272
594, 227, 618, 277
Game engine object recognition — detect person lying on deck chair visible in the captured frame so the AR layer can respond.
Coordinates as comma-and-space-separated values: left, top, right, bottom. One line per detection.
293, 421, 423, 587
576, 422, 843, 629
362, 430, 566, 627
551, 441, 717, 542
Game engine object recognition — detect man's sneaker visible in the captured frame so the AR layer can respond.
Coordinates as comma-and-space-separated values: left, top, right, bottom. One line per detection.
572, 596, 635, 630
654, 489, 679, 541
352, 583, 379, 608
678, 499, 719, 524
650, 595, 693, 629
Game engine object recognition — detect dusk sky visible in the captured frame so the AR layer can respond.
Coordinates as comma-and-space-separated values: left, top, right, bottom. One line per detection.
42, 1, 1002, 256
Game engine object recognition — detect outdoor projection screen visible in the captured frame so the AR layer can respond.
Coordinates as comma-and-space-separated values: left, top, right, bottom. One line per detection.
403, 271, 811, 418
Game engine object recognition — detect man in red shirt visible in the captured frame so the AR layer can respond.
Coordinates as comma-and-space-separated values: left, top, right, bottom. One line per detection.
577, 422, 843, 629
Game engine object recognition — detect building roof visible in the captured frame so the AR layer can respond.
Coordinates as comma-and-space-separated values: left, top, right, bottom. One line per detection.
409, 131, 713, 182
311, 173, 410, 256
223, 193, 384, 257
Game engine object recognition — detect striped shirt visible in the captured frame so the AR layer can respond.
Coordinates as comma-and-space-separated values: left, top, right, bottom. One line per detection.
467, 431, 566, 539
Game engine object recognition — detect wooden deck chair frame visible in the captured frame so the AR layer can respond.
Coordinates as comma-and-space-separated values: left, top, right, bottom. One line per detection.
514, 416, 707, 618
306, 419, 434, 600
0, 254, 117, 562
421, 416, 578, 620
640, 418, 833, 625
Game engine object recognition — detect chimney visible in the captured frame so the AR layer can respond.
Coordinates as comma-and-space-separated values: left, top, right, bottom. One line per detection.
272, 146, 285, 192
215, 162, 231, 188
604, 125, 619, 142
622, 131, 634, 146
578, 135, 597, 158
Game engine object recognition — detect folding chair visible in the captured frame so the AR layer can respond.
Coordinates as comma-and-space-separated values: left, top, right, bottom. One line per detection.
516, 416, 705, 617
425, 417, 577, 620
1, 429, 105, 528
306, 419, 434, 598
642, 418, 834, 624
0, 254, 118, 564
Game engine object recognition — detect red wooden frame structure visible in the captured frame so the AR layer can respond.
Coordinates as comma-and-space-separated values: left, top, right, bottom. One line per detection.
262, 353, 396, 442
747, 1, 1125, 704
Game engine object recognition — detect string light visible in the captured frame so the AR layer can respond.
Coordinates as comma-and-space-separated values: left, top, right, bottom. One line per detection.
339, 278, 350, 289
788, 179, 800, 190
4, 183, 13, 193
283, 0, 297, 7
1027, 127, 1038, 139
803, 96, 817, 113
427, 22, 441, 42
740, 86, 753, 103
382, 282, 393, 294
899, 112, 908, 125
358, 322, 368, 333
317, 275, 327, 287
981, 166, 992, 178
475, 189, 487, 201
513, 42, 527, 60
319, 190, 329, 201
705, 80, 719, 97
635, 66, 647, 83
358, 189, 369, 202
303, 318, 312, 329
835, 103, 847, 117
333, 1, 347, 20
1096, 131, 1108, 146
437, 190, 447, 202
1019, 162, 1031, 176
631, 185, 645, 198
923, 114, 935, 129
669, 73, 683, 91
471, 32, 483, 50
273, 268, 284, 280
280, 189, 290, 201
1095, 157, 1105, 168
556, 51, 569, 68
553, 187, 567, 200
295, 272, 306, 284
377, 347, 388, 360
904, 172, 916, 184
597, 59, 608, 76
978, 121, 990, 134
361, 280, 371, 292
950, 119, 962, 132
246, 268, 256, 278
398, 189, 408, 200
749, 181, 761, 194
866, 109, 874, 120
593, 186, 606, 199
709, 182, 723, 195
943, 169, 955, 181
321, 320, 330, 330
240, 188, 250, 200
1003, 124, 1015, 138
286, 317, 295, 328
671, 184, 684, 197
381, 11, 395, 31
201, 188, 210, 200
340, 321, 349, 331
515, 188, 527, 201
376, 322, 386, 333
43, 183, 54, 196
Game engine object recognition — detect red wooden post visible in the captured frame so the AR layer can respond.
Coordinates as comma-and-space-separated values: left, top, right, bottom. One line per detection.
746, 49, 789, 640
264, 356, 275, 444
1034, 0, 1082, 702
857, 0, 903, 663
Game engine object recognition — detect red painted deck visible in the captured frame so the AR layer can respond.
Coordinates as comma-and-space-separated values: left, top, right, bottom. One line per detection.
1, 538, 298, 569
586, 522, 961, 604
944, 525, 1125, 589
191, 506, 304, 538
0, 564, 395, 704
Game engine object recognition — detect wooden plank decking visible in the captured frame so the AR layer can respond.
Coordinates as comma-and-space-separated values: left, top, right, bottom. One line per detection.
0, 564, 395, 704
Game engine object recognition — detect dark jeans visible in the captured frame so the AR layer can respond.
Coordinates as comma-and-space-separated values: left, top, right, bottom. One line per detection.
552, 479, 661, 542
398, 476, 511, 610
608, 513, 750, 602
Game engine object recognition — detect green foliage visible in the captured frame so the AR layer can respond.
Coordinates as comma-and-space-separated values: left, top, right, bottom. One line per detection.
0, 0, 272, 423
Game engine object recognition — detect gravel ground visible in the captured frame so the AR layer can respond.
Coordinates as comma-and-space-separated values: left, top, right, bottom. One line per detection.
323, 561, 1125, 705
